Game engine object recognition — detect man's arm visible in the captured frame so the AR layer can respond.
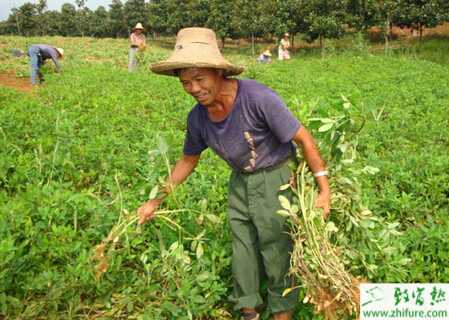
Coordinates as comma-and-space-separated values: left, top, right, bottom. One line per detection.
293, 126, 331, 218
50, 50, 61, 72
138, 154, 200, 224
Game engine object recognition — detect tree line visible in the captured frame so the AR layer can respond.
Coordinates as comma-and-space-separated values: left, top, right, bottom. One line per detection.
1, 0, 448, 47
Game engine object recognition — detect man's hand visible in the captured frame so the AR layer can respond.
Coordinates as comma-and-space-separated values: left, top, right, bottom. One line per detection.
137, 199, 161, 224
315, 190, 331, 219
137, 154, 200, 225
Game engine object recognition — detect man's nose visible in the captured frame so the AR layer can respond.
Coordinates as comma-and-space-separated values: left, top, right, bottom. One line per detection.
189, 81, 201, 94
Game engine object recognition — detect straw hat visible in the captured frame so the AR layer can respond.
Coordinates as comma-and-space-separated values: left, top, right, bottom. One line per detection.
132, 23, 144, 31
263, 50, 272, 56
55, 47, 64, 57
150, 27, 244, 77
284, 32, 290, 37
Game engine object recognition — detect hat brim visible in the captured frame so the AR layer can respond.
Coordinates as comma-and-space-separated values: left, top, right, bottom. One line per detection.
150, 61, 244, 77
55, 48, 64, 57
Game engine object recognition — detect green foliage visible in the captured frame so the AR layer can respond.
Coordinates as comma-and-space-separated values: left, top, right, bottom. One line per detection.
109, 0, 128, 38
346, 0, 379, 31
393, 0, 448, 34
301, 0, 348, 48
124, 0, 148, 31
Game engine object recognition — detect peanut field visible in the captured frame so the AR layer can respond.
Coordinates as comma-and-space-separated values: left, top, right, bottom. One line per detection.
0, 35, 448, 319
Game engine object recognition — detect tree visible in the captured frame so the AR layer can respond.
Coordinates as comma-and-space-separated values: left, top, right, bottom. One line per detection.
13, 2, 39, 36
92, 6, 111, 37
374, 0, 398, 49
148, 0, 197, 36
35, 0, 49, 35
301, 0, 349, 50
393, 0, 447, 37
109, 0, 128, 37
3, 9, 23, 35
271, 0, 306, 47
60, 3, 78, 36
205, 0, 237, 48
44, 10, 63, 35
75, 0, 89, 37
346, 0, 379, 31
232, 0, 275, 55
187, 0, 209, 27
124, 0, 148, 31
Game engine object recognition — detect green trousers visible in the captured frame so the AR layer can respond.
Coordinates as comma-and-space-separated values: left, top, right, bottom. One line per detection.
227, 162, 299, 314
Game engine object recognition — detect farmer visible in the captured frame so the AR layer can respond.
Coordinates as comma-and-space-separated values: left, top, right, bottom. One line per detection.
128, 22, 146, 72
278, 33, 291, 60
138, 28, 330, 320
27, 44, 63, 85
257, 50, 272, 64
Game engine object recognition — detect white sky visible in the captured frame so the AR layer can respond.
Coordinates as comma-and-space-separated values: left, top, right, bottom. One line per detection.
1, 0, 114, 20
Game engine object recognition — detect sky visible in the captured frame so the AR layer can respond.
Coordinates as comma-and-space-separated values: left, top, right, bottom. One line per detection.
1, 0, 113, 21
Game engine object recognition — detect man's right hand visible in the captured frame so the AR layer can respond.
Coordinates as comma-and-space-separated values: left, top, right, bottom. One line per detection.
137, 199, 161, 224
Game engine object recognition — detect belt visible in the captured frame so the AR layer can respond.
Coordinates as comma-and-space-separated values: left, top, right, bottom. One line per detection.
130, 45, 139, 48
237, 157, 292, 175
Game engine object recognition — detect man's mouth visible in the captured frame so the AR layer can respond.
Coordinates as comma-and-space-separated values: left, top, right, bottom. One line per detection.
195, 94, 208, 101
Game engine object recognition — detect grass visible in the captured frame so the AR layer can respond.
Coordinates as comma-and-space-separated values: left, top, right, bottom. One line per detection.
0, 34, 448, 319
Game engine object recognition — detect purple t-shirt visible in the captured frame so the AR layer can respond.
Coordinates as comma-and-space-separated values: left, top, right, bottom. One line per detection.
183, 79, 301, 172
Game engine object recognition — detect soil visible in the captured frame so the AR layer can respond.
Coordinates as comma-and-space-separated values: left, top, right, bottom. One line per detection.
0, 72, 33, 92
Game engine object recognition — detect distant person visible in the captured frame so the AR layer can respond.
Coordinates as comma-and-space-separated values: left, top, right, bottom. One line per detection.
128, 22, 146, 72
27, 44, 63, 85
257, 50, 272, 64
278, 33, 291, 60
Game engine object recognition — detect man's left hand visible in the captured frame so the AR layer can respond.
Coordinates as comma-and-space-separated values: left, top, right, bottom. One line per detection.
315, 191, 331, 219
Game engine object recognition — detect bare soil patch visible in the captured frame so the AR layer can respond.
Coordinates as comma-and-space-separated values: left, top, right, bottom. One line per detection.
0, 72, 32, 92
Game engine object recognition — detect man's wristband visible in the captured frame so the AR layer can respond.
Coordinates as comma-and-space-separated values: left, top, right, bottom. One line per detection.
313, 170, 328, 178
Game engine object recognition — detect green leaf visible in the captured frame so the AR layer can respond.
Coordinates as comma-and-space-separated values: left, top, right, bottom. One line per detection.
149, 185, 158, 200
320, 118, 335, 123
318, 123, 334, 132
290, 204, 299, 215
279, 184, 290, 191
277, 209, 291, 217
325, 221, 338, 233
205, 214, 220, 224
196, 242, 204, 259
157, 135, 169, 154
282, 287, 294, 296
278, 195, 291, 211
161, 301, 178, 313
362, 165, 380, 175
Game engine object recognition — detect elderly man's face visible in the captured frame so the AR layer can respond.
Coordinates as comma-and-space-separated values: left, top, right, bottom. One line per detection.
179, 68, 223, 106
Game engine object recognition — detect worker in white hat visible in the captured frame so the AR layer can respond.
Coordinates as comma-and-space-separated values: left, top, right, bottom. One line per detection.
128, 22, 146, 72
257, 49, 272, 63
27, 44, 63, 85
138, 27, 330, 320
278, 33, 291, 60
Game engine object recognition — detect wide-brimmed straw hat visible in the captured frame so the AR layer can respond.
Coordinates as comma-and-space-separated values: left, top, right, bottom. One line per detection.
132, 23, 144, 31
55, 47, 64, 57
263, 50, 272, 56
150, 27, 244, 77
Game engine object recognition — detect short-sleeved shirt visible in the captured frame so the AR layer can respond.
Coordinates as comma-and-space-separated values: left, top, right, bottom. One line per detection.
29, 44, 61, 71
183, 79, 301, 172
130, 33, 146, 47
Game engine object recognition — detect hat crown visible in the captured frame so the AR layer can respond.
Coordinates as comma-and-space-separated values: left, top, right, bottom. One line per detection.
150, 27, 244, 77
133, 23, 144, 30
176, 27, 217, 47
